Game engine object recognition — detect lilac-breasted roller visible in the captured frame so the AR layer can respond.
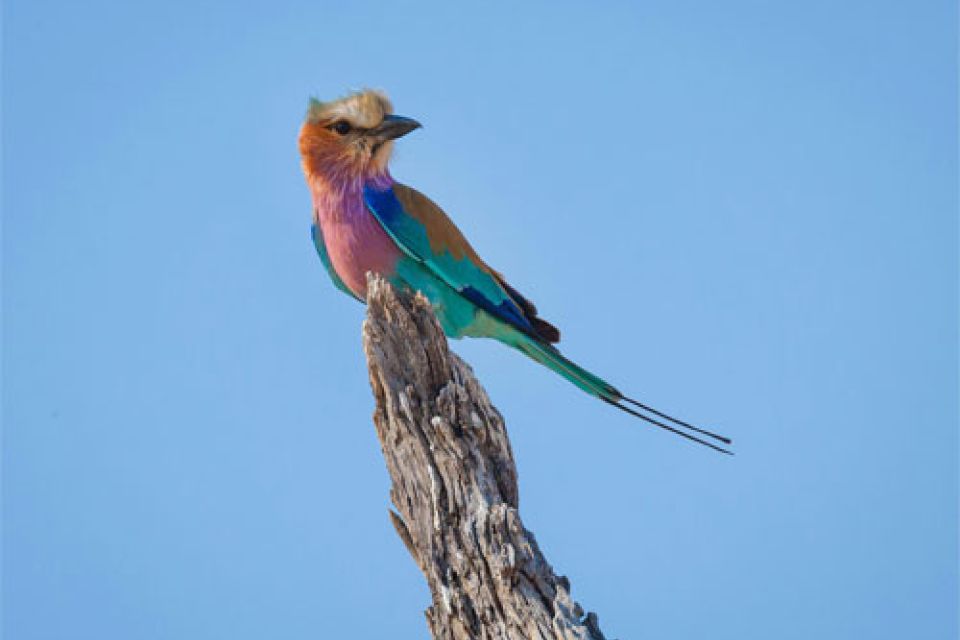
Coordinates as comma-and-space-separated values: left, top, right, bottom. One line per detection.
298, 90, 731, 453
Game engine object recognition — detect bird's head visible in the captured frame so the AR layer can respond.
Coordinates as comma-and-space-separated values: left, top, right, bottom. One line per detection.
298, 90, 421, 185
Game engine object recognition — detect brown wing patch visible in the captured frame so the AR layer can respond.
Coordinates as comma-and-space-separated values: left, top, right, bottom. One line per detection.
393, 182, 561, 344
393, 183, 483, 263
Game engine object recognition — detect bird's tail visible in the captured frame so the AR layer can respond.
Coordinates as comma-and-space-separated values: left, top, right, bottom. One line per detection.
512, 334, 733, 454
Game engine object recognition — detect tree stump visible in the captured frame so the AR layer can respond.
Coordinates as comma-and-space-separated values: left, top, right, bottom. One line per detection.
361, 274, 608, 640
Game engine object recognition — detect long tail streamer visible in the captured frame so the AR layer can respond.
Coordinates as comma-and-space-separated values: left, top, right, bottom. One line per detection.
606, 396, 733, 455
514, 335, 733, 454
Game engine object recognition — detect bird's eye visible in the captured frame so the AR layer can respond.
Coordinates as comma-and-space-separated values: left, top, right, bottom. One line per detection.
330, 121, 352, 135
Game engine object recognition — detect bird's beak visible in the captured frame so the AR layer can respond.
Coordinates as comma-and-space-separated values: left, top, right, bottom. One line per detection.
369, 114, 421, 142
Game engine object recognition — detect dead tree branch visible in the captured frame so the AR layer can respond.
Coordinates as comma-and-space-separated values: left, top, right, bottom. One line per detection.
361, 274, 608, 640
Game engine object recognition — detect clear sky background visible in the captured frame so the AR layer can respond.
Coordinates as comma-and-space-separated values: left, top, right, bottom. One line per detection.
3, 1, 957, 638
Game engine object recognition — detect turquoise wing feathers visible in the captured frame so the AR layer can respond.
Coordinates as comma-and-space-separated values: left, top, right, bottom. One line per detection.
311, 220, 362, 302
362, 183, 545, 339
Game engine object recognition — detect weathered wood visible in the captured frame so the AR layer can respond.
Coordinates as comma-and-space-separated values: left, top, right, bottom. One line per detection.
362, 274, 608, 640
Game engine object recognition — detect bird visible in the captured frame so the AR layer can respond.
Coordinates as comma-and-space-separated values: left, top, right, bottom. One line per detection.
298, 90, 732, 454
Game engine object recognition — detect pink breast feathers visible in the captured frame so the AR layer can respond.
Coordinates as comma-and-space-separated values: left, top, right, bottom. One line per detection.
313, 187, 403, 299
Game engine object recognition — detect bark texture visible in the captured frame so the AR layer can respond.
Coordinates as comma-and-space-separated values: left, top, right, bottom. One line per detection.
361, 274, 608, 640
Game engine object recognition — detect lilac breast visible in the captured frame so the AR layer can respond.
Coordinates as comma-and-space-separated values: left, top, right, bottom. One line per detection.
312, 180, 402, 299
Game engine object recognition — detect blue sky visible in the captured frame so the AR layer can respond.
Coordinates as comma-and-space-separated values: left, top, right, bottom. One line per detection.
3, 1, 957, 638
